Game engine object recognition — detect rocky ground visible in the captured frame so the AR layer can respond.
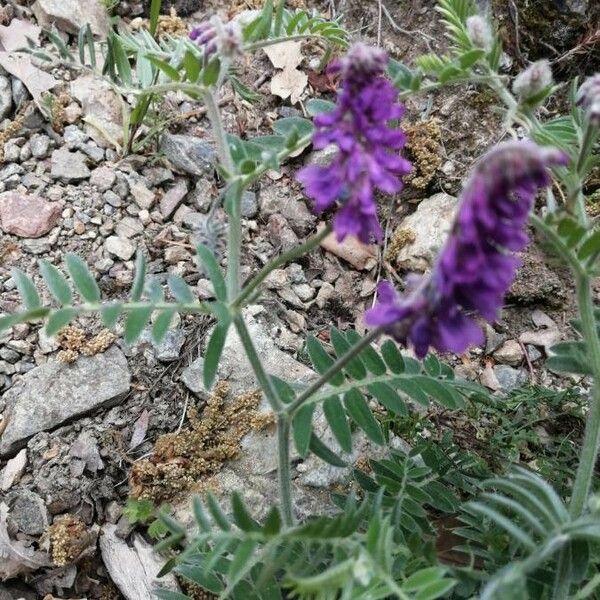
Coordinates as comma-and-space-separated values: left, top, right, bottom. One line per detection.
0, 0, 598, 598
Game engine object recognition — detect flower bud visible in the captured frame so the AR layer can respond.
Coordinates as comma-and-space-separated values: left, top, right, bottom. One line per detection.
576, 74, 600, 126
512, 60, 553, 100
189, 16, 243, 59
466, 15, 492, 51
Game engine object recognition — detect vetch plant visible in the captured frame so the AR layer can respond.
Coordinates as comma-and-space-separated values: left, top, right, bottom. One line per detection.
3, 0, 600, 597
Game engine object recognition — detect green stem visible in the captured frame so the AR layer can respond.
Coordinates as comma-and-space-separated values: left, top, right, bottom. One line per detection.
233, 315, 294, 524
233, 225, 332, 309
202, 90, 234, 174
225, 182, 243, 300
274, 0, 285, 37
277, 414, 295, 526
233, 315, 284, 413
568, 274, 600, 517
288, 327, 383, 415
245, 34, 323, 52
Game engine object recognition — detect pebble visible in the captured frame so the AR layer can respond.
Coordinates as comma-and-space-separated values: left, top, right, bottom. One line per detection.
115, 216, 143, 239
0, 74, 12, 120
91, 166, 117, 191
241, 190, 258, 218
51, 147, 91, 182
165, 245, 190, 264
130, 181, 156, 210
105, 236, 135, 261
29, 133, 52, 159
159, 133, 216, 177
6, 490, 49, 535
103, 190, 122, 208
493, 364, 528, 392
493, 340, 524, 366
160, 179, 188, 219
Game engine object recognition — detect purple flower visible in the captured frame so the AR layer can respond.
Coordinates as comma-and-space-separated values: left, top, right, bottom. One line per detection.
366, 141, 567, 358
296, 43, 412, 243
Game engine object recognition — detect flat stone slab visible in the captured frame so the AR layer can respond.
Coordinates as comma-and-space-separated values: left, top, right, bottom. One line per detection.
0, 347, 130, 457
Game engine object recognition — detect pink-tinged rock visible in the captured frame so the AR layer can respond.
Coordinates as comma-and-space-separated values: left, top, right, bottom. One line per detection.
160, 179, 189, 219
0, 192, 61, 238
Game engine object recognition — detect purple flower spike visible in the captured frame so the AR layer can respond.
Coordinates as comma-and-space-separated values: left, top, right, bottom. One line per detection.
366, 141, 567, 358
296, 43, 412, 243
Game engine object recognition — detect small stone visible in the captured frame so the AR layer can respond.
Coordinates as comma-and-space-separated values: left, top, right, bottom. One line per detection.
315, 282, 335, 308
0, 75, 12, 120
105, 236, 135, 261
130, 181, 156, 210
165, 245, 190, 264
493, 364, 528, 392
484, 324, 507, 355
480, 363, 501, 391
29, 133, 51, 158
241, 191, 258, 218
69, 431, 104, 474
103, 190, 122, 208
151, 328, 186, 362
22, 238, 51, 254
143, 166, 174, 186
292, 283, 315, 302
11, 77, 30, 109
6, 490, 49, 535
0, 449, 27, 491
115, 216, 143, 239
63, 124, 88, 147
160, 133, 216, 176
493, 340, 524, 366
197, 278, 215, 300
73, 221, 85, 235
527, 345, 543, 362
393, 193, 458, 271
51, 147, 90, 182
90, 166, 117, 192
0, 191, 62, 238
2, 141, 20, 163
264, 269, 288, 289
285, 309, 306, 333
160, 179, 188, 219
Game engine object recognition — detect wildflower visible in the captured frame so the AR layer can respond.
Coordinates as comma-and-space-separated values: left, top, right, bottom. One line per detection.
576, 74, 600, 126
189, 16, 243, 58
366, 141, 567, 358
466, 15, 492, 51
512, 60, 553, 100
296, 43, 412, 243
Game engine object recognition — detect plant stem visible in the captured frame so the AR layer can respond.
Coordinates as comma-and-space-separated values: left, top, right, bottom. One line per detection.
277, 414, 295, 526
225, 182, 243, 300
288, 327, 383, 415
233, 225, 332, 309
202, 90, 234, 174
568, 274, 600, 517
274, 0, 285, 37
245, 34, 324, 52
233, 315, 294, 524
554, 274, 600, 599
233, 315, 284, 413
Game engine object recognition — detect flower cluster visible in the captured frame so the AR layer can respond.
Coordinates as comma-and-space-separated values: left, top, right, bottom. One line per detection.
189, 16, 243, 59
577, 74, 600, 126
366, 141, 567, 358
296, 43, 412, 243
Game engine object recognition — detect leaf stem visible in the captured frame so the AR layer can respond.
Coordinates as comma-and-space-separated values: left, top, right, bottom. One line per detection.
287, 327, 384, 415
274, 0, 285, 37
232, 225, 332, 309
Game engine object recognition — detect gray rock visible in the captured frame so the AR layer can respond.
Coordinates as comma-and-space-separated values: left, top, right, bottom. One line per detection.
11, 77, 29, 109
104, 190, 122, 208
160, 133, 216, 176
143, 328, 186, 362
115, 216, 143, 239
31, 0, 110, 37
105, 236, 135, 261
0, 75, 12, 120
91, 166, 117, 192
7, 490, 49, 535
241, 190, 258, 218
29, 133, 51, 159
69, 431, 104, 474
50, 147, 90, 182
0, 347, 130, 457
393, 193, 458, 271
493, 364, 528, 392
63, 124, 88, 147
159, 179, 188, 219
493, 340, 524, 366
